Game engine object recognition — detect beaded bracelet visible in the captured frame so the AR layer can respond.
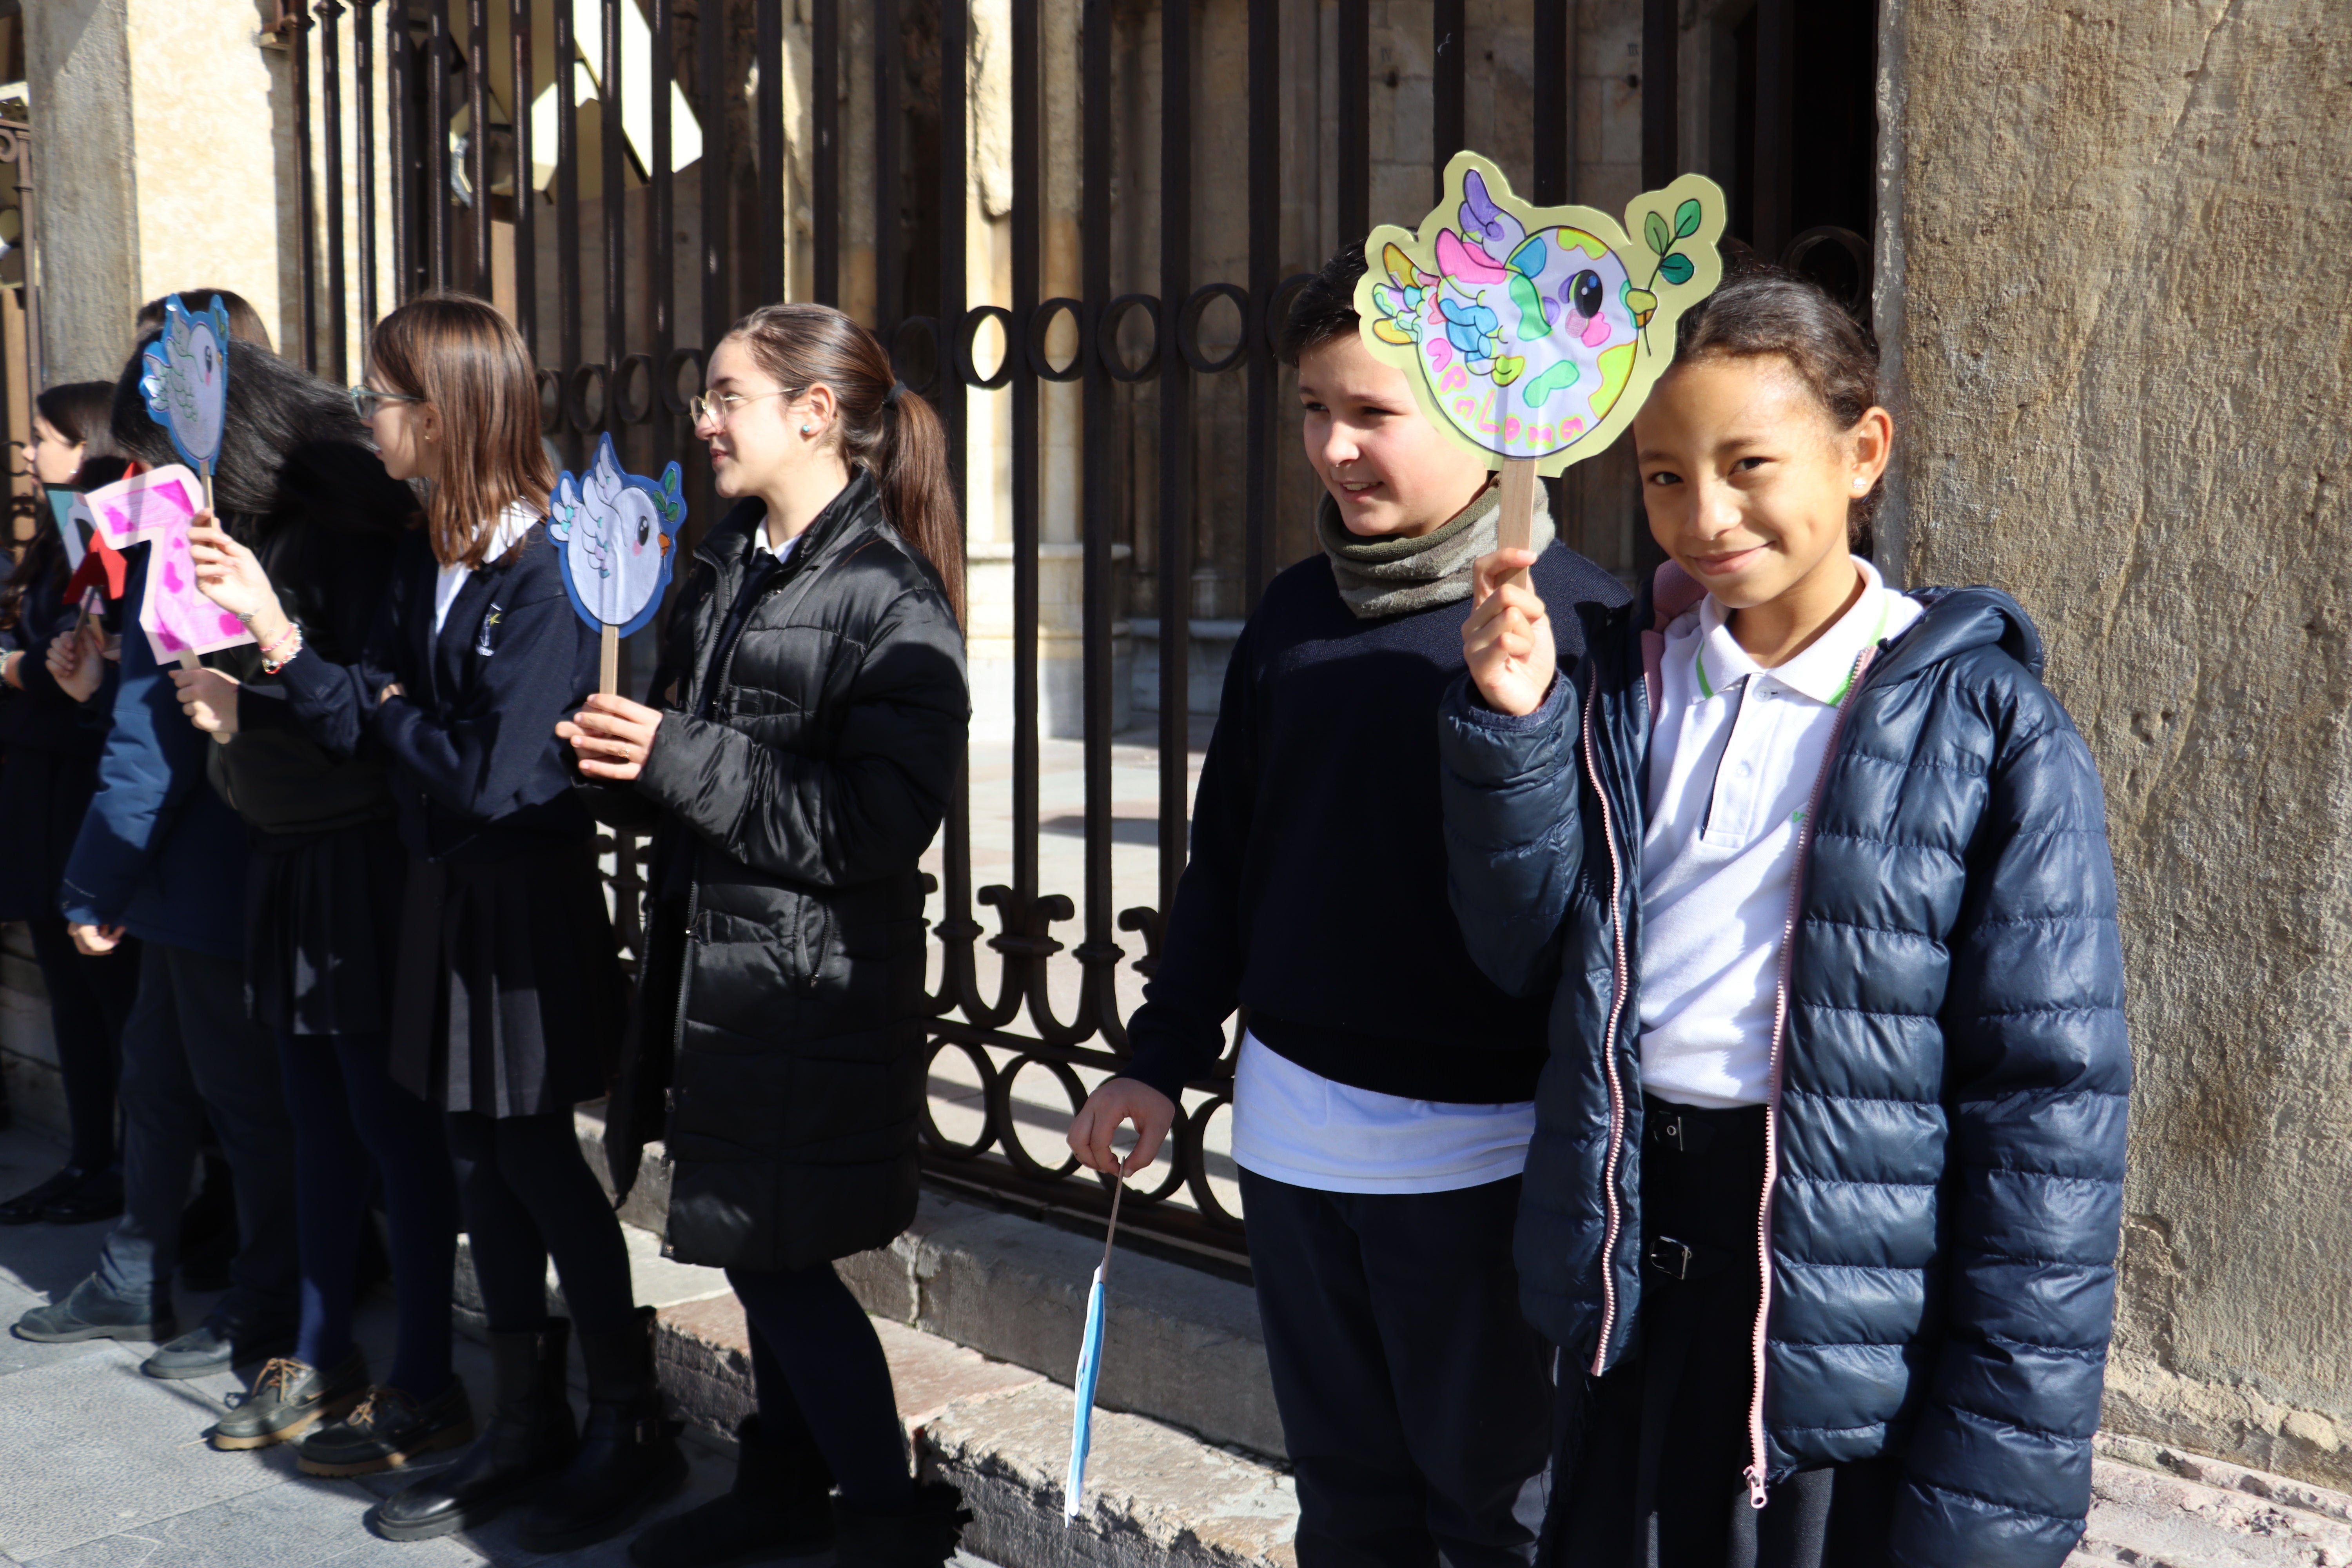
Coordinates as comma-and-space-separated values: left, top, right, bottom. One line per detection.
259, 623, 303, 673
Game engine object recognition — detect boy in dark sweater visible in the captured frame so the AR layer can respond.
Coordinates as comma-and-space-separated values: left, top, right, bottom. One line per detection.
1068, 245, 1628, 1568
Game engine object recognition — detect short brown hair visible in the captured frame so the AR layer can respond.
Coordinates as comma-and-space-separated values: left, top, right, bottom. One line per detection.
368, 294, 554, 569
1671, 262, 1885, 555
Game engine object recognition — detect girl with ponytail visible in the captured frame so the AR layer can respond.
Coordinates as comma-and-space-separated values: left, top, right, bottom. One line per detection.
559, 303, 969, 1568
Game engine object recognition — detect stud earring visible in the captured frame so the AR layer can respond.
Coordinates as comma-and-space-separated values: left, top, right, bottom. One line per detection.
801, 424, 813, 436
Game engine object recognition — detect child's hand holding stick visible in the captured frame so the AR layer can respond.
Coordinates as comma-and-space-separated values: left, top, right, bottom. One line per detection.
1067, 1078, 1176, 1179
1463, 548, 1557, 718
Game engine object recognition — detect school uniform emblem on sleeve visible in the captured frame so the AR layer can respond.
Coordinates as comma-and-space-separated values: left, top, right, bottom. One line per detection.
476, 606, 503, 657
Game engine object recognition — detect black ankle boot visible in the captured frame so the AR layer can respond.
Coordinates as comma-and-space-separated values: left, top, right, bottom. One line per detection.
833, 1482, 971, 1568
369, 1319, 577, 1542
516, 1306, 686, 1553
627, 1414, 834, 1568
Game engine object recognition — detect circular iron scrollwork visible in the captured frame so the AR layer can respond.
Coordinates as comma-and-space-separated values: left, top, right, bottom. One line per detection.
989, 1053, 1090, 1182
613, 353, 657, 425
1096, 294, 1161, 383
889, 316, 942, 396
957, 305, 1016, 390
1180, 1091, 1243, 1229
1026, 298, 1085, 383
565, 362, 609, 433
917, 1036, 998, 1160
662, 347, 706, 417
1261, 273, 1316, 358
1174, 283, 1250, 376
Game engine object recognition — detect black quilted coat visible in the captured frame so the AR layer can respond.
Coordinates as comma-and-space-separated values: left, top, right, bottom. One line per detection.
599, 472, 967, 1272
1437, 573, 2129, 1568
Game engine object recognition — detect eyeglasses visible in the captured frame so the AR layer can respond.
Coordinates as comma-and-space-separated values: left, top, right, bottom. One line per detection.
350, 385, 426, 416
688, 390, 790, 426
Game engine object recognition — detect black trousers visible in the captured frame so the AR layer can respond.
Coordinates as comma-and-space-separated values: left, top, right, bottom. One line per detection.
1546, 1098, 1900, 1568
1241, 1169, 1553, 1568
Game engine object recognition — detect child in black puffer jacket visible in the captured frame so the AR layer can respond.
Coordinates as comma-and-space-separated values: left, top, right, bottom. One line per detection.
1441, 265, 2129, 1568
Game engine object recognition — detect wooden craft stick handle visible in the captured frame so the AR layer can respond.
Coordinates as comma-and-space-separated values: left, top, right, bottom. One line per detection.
1495, 458, 1538, 591
599, 624, 619, 697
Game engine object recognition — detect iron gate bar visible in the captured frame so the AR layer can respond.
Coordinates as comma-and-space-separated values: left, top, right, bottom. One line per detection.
601, 0, 624, 439
509, 0, 534, 357
430, 1, 452, 291
356, 0, 379, 338
1754, 0, 1794, 259
1243, 0, 1276, 612
1433, 0, 1464, 199
466, 0, 488, 292
755, 0, 782, 305
873, 0, 900, 341
320, 2, 351, 384
1155, 0, 1190, 924
1533, 0, 1571, 203
387, 0, 411, 301
1009, 0, 1038, 908
554, 0, 581, 441
1078, 0, 1121, 1061
649, 0, 675, 471
812, 0, 838, 309
1641, 0, 1677, 190
1337, 2, 1367, 247
294, 2, 319, 370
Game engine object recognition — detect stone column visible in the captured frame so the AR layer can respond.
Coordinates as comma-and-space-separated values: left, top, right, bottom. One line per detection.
24, 0, 141, 383
1882, 0, 2352, 1488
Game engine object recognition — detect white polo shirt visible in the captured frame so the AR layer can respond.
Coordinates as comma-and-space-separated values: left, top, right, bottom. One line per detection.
1636, 558, 1922, 1109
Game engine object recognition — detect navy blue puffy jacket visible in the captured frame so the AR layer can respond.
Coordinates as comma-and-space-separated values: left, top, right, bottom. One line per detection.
1437, 573, 2130, 1568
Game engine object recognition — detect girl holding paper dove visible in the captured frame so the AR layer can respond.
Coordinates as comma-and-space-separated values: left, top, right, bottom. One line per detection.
0, 383, 135, 1228
161, 343, 468, 1468
1441, 265, 2128, 1568
558, 303, 969, 1568
187, 294, 670, 1552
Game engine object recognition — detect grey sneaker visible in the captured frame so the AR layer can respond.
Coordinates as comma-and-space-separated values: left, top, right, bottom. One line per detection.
210, 1351, 370, 1450
142, 1313, 298, 1380
11, 1275, 173, 1344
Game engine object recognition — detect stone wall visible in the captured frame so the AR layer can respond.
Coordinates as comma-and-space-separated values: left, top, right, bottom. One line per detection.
1882, 0, 2352, 1488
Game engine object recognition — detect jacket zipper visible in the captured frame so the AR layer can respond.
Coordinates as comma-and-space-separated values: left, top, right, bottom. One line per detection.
1742, 644, 1879, 1510
1579, 673, 1632, 1378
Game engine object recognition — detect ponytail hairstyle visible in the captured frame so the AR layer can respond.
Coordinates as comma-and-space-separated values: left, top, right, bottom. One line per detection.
723, 303, 965, 625
2, 382, 122, 629
367, 293, 554, 568
1671, 261, 1886, 559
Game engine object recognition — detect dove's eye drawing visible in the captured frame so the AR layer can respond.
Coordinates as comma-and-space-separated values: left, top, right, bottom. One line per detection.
1569, 271, 1604, 321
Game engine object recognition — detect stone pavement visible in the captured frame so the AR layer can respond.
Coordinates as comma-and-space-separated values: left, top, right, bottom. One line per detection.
0, 1124, 1018, 1568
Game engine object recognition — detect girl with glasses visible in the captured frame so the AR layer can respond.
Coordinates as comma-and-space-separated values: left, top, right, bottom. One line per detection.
560, 303, 970, 1568
191, 293, 676, 1551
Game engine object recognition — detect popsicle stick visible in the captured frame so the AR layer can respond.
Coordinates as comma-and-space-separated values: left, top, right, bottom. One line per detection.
599, 623, 619, 696
1495, 457, 1539, 590
178, 647, 230, 746
1099, 1176, 1125, 1280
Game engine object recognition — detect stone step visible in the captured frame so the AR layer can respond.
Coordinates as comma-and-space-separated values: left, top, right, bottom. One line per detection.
455, 1222, 1299, 1568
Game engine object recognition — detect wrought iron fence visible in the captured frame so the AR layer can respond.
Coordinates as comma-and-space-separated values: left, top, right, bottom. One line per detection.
281, 0, 1871, 1274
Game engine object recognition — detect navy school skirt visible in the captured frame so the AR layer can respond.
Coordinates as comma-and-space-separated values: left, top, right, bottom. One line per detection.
389, 837, 625, 1119
246, 818, 406, 1037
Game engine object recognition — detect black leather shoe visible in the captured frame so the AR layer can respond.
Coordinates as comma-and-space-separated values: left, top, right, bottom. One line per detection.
42, 1165, 125, 1225
628, 1414, 835, 1567
833, 1482, 971, 1568
298, 1380, 475, 1476
12, 1274, 174, 1343
0, 1165, 94, 1225
142, 1313, 298, 1380
368, 1319, 575, 1543
515, 1307, 686, 1554
211, 1352, 370, 1450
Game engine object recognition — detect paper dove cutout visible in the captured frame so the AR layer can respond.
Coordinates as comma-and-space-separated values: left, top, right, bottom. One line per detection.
1354, 152, 1726, 476
548, 432, 684, 640
138, 295, 232, 474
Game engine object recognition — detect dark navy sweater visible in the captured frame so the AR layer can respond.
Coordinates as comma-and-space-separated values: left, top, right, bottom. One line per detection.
1122, 539, 1629, 1105
278, 522, 601, 862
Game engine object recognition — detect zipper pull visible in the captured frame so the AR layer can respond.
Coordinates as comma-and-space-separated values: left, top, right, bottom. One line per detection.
1743, 1465, 1769, 1511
